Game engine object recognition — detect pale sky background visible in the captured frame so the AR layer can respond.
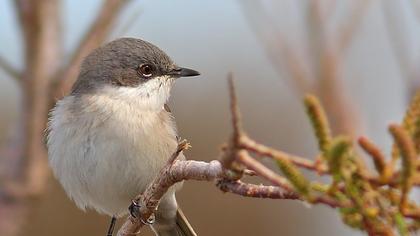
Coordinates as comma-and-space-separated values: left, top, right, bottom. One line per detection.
0, 1, 419, 236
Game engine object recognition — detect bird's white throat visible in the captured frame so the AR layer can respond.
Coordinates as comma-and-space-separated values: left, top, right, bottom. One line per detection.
102, 75, 174, 111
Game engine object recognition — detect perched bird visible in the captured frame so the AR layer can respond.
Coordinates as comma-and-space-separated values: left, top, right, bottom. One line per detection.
47, 38, 200, 236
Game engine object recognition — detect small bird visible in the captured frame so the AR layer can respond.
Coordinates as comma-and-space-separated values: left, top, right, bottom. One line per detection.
47, 38, 200, 236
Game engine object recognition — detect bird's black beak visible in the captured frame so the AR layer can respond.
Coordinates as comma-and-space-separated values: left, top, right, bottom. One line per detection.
168, 67, 200, 77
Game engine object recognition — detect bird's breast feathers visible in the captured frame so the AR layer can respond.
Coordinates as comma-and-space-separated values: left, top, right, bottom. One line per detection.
47, 85, 179, 215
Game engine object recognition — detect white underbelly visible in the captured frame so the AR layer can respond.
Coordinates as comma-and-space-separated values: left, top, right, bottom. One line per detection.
47, 96, 179, 216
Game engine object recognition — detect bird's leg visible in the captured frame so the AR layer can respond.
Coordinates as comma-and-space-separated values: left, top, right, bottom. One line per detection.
129, 199, 140, 218
106, 216, 117, 236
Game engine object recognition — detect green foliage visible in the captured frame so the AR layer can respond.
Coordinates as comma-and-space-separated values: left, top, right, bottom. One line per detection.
326, 136, 350, 182
276, 159, 310, 197
394, 213, 408, 236
293, 93, 420, 235
389, 125, 416, 207
304, 95, 332, 157
413, 116, 420, 153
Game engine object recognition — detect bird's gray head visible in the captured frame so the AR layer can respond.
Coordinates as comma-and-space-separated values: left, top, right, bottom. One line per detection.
71, 38, 199, 109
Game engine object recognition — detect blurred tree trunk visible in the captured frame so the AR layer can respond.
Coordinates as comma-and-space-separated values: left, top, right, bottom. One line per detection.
17, 0, 61, 197
0, 2, 61, 235
0, 0, 130, 235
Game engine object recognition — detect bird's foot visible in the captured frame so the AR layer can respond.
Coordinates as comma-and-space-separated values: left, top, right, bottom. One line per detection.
128, 200, 156, 225
129, 200, 140, 218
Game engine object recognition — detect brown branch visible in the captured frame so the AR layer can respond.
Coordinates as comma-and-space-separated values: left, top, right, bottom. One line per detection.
117, 159, 223, 236
53, 0, 131, 99
403, 209, 420, 220
235, 150, 346, 208
220, 75, 244, 170
117, 146, 304, 235
236, 150, 294, 192
240, 135, 328, 173
116, 155, 329, 235
0, 55, 20, 80
216, 179, 299, 199
228, 74, 243, 139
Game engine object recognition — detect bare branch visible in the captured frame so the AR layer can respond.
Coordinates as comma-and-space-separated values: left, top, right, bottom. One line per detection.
403, 209, 420, 220
117, 155, 309, 236
220, 75, 243, 170
236, 150, 294, 192
53, 0, 131, 99
217, 179, 299, 199
117, 159, 222, 236
228, 74, 243, 139
0, 55, 20, 80
236, 150, 346, 209
240, 135, 327, 173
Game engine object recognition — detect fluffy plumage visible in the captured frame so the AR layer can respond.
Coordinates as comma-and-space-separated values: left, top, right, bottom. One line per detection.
48, 82, 179, 216
47, 38, 199, 236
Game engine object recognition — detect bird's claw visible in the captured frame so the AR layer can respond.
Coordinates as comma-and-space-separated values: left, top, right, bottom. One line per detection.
129, 200, 140, 218
128, 200, 156, 225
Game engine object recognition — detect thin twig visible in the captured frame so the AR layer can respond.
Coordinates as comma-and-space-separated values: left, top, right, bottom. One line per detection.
403, 209, 420, 220
236, 150, 294, 192
217, 179, 299, 199
240, 135, 328, 173
243, 169, 257, 176
220, 75, 243, 170
228, 74, 243, 139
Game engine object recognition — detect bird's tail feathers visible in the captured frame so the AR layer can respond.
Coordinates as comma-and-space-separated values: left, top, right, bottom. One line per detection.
152, 208, 197, 236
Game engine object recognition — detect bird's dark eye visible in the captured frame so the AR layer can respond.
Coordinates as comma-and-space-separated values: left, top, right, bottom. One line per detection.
137, 64, 154, 78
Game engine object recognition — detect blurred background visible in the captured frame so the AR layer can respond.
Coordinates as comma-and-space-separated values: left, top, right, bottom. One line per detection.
0, 0, 419, 235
